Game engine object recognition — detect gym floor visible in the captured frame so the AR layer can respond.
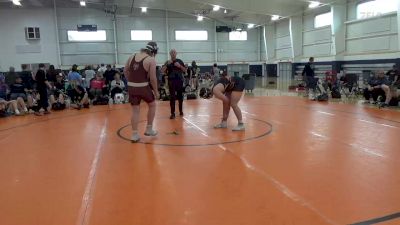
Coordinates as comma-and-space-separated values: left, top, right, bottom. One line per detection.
1, 95, 400, 225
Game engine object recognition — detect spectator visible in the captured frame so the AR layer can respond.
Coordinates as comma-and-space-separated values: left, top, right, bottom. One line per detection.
34, 63, 52, 116
0, 73, 9, 100
9, 76, 28, 102
212, 63, 220, 81
110, 73, 125, 99
89, 73, 106, 100
363, 70, 390, 104
84, 65, 96, 83
98, 63, 107, 73
5, 67, 18, 85
20, 64, 34, 90
49, 76, 66, 111
46, 65, 58, 83
68, 64, 82, 85
104, 65, 116, 85
70, 83, 89, 110
302, 57, 316, 97
387, 65, 399, 85
0, 98, 20, 117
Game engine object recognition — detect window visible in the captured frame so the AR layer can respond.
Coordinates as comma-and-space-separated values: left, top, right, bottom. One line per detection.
229, 31, 247, 41
67, 30, 106, 41
175, 30, 208, 41
357, 0, 398, 19
131, 30, 152, 41
314, 12, 332, 28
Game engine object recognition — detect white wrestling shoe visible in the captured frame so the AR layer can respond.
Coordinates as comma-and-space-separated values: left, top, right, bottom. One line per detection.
214, 122, 227, 129
131, 133, 141, 143
144, 129, 158, 136
232, 123, 245, 131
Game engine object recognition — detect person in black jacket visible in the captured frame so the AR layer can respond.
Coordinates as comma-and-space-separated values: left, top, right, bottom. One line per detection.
363, 70, 390, 105
302, 57, 316, 97
162, 49, 186, 119
34, 64, 52, 116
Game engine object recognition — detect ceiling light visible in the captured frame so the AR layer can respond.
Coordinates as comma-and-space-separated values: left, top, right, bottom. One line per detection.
247, 24, 255, 29
271, 15, 280, 21
213, 5, 220, 11
236, 27, 242, 31
141, 7, 147, 13
224, 9, 227, 14
79, 1, 86, 6
197, 15, 204, 21
12, 0, 21, 5
309, 1, 321, 8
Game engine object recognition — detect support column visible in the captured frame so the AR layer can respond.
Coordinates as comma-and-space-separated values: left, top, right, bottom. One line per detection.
165, 10, 170, 55
331, 0, 347, 61
53, 0, 61, 67
397, 0, 400, 51
289, 15, 303, 62
264, 24, 275, 63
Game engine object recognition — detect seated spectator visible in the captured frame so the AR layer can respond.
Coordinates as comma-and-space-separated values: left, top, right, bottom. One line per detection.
69, 83, 89, 110
68, 64, 82, 86
90, 73, 106, 100
46, 65, 59, 83
20, 64, 34, 91
5, 67, 18, 85
363, 70, 390, 104
0, 97, 27, 116
84, 65, 96, 88
9, 76, 27, 101
103, 65, 116, 85
110, 73, 125, 99
0, 73, 8, 100
49, 74, 66, 111
387, 65, 399, 85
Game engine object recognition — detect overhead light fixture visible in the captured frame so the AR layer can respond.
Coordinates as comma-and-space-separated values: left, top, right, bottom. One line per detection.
247, 24, 255, 29
12, 0, 21, 5
308, 1, 321, 8
79, 1, 86, 6
141, 7, 147, 13
236, 27, 242, 31
271, 15, 280, 21
197, 15, 204, 21
224, 9, 227, 14
213, 5, 220, 11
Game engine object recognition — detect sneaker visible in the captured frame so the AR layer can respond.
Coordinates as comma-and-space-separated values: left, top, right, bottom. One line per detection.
170, 114, 176, 119
379, 103, 389, 108
214, 122, 227, 129
232, 123, 245, 131
179, 112, 184, 117
144, 129, 158, 136
131, 133, 140, 143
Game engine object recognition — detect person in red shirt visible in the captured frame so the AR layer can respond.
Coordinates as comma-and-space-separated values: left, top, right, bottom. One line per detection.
90, 73, 106, 100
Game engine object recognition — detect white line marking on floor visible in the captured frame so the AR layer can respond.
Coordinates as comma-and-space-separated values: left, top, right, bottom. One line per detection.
317, 111, 335, 116
182, 117, 209, 137
76, 114, 109, 225
359, 119, 397, 129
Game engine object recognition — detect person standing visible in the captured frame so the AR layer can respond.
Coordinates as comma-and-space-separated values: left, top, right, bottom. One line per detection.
302, 57, 316, 98
162, 49, 186, 119
34, 63, 52, 116
124, 42, 159, 143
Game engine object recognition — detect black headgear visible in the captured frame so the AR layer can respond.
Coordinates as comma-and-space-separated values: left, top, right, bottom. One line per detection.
146, 41, 158, 55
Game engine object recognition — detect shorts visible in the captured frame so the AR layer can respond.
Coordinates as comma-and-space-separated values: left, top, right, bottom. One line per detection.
230, 77, 245, 92
128, 86, 155, 105
10, 93, 27, 101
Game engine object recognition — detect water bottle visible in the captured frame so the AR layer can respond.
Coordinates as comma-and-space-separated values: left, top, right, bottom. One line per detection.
108, 97, 113, 107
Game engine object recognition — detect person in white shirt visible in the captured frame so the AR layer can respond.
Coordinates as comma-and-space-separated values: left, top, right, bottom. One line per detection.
98, 63, 107, 74
110, 72, 126, 99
